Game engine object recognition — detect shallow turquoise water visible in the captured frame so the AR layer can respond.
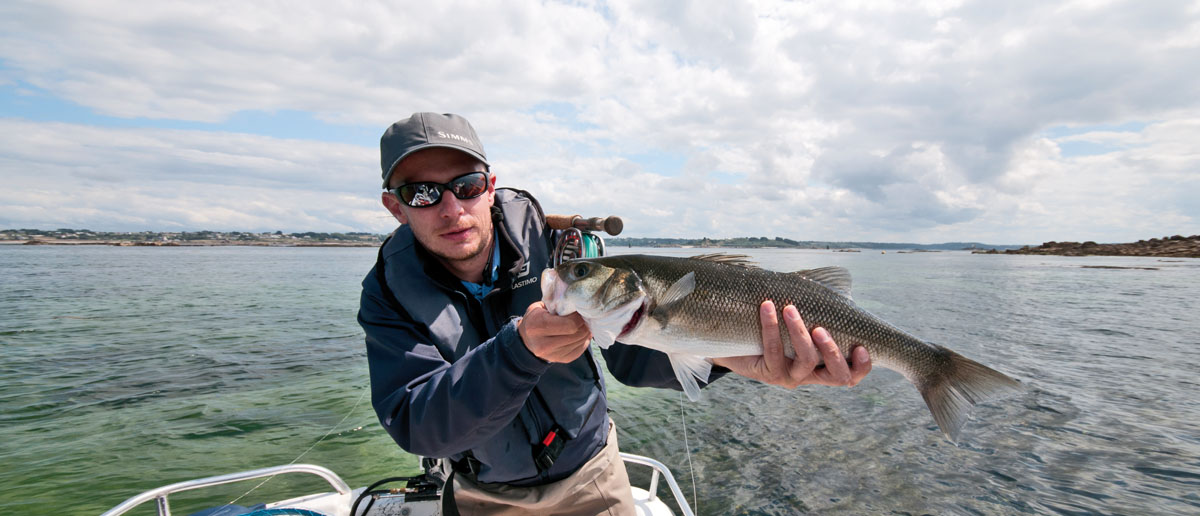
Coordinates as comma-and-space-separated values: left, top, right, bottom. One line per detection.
2, 245, 1198, 515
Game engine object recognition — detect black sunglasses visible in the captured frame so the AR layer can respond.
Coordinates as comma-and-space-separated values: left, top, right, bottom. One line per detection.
389, 171, 490, 208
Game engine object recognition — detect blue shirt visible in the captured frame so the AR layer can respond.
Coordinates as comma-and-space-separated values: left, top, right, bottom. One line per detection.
460, 233, 500, 300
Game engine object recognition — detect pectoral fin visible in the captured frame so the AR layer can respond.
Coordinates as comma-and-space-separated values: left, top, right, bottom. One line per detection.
651, 271, 696, 323
659, 272, 696, 309
669, 353, 713, 402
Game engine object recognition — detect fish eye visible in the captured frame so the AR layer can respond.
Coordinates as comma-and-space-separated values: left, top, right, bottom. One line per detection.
572, 263, 590, 278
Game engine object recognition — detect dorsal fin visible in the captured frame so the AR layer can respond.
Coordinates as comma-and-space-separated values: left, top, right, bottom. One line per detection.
792, 266, 853, 298
687, 253, 760, 269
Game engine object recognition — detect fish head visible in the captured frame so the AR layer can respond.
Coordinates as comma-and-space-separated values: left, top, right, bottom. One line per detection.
540, 259, 649, 349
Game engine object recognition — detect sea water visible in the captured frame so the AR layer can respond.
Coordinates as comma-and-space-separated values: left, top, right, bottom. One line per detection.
1, 245, 1198, 515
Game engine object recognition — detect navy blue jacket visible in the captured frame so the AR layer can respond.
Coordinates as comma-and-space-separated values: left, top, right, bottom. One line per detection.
359, 189, 722, 486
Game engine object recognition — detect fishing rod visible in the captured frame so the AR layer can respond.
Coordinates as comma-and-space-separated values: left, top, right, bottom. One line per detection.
546, 214, 623, 267
546, 214, 624, 235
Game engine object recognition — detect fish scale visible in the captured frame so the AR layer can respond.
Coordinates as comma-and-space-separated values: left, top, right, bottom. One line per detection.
541, 253, 1021, 441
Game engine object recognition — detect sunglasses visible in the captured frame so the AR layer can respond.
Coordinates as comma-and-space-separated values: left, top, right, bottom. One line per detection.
389, 171, 490, 208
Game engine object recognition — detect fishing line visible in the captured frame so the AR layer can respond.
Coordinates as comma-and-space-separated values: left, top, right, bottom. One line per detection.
225, 381, 372, 507
679, 391, 698, 514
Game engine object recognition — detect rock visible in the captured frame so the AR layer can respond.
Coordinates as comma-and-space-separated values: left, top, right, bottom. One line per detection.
1001, 235, 1200, 258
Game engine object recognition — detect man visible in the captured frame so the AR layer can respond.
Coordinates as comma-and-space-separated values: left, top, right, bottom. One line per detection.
358, 112, 872, 515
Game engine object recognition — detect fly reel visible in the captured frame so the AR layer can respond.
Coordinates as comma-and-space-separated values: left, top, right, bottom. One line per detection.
546, 214, 623, 267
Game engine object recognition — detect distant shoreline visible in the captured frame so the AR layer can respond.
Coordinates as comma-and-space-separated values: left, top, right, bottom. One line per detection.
0, 229, 383, 247
1, 239, 376, 247
5, 235, 1199, 257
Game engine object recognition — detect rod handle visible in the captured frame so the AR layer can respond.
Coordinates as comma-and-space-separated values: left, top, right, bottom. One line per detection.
546, 214, 624, 236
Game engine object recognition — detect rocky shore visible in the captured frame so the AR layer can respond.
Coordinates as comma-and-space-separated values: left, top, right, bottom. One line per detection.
1, 229, 383, 247
975, 235, 1200, 258
6, 239, 375, 247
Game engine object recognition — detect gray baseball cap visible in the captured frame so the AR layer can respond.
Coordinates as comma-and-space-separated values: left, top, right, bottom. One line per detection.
380, 112, 489, 188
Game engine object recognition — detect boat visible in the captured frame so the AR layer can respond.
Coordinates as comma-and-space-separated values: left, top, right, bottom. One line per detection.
101, 453, 695, 516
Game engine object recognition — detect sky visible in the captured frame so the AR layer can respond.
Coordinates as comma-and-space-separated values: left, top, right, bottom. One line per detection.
1, 0, 1198, 244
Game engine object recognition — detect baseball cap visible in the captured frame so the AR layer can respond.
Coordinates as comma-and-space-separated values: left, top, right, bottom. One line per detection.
380, 112, 489, 188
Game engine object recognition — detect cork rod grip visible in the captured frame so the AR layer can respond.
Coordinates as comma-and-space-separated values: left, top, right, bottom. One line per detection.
545, 214, 624, 235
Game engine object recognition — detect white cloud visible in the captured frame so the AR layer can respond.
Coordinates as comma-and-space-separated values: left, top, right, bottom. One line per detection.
0, 119, 385, 232
1, 0, 1198, 242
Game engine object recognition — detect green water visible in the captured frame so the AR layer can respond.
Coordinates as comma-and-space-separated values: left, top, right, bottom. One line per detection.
2, 246, 1199, 515
1, 246, 410, 515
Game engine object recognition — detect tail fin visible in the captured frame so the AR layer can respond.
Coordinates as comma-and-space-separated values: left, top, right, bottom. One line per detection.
918, 350, 1021, 441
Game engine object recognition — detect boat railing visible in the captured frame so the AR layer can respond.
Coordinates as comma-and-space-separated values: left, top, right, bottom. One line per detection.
99, 463, 351, 516
620, 452, 695, 516
102, 456, 693, 516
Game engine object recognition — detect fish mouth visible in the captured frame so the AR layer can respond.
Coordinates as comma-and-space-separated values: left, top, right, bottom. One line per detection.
618, 300, 648, 338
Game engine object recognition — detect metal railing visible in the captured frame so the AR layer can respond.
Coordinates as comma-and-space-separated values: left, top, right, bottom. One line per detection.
620, 452, 695, 516
100, 463, 351, 516
104, 457, 691, 516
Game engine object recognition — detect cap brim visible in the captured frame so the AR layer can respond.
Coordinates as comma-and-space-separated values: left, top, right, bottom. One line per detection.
382, 144, 490, 189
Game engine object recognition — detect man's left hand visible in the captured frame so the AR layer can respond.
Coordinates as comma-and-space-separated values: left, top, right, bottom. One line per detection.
712, 300, 871, 388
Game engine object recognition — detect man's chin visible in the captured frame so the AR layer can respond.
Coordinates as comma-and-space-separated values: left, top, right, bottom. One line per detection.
434, 246, 485, 262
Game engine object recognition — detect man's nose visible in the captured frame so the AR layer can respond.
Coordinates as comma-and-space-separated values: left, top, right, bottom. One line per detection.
437, 192, 465, 217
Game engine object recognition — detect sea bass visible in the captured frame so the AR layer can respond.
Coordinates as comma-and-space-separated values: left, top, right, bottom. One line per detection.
540, 253, 1020, 440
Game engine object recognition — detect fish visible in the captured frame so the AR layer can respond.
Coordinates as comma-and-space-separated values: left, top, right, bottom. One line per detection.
540, 253, 1021, 440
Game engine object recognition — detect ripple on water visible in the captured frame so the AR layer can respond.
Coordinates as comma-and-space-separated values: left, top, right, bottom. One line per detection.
5, 247, 1200, 515
1130, 466, 1200, 486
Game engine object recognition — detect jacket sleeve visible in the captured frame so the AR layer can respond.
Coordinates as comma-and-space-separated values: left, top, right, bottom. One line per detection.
600, 342, 729, 390
358, 268, 550, 458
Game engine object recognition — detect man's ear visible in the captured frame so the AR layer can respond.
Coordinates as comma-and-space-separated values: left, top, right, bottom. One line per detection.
381, 192, 408, 224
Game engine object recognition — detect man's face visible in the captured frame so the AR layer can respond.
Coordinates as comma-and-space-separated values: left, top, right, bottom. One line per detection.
382, 147, 495, 264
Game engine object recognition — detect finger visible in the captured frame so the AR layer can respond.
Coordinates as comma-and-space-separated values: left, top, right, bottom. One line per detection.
550, 319, 591, 343
782, 305, 819, 380
522, 302, 552, 331
525, 300, 547, 315
541, 332, 593, 363
758, 300, 785, 378
567, 332, 595, 359
528, 307, 589, 337
812, 327, 851, 386
552, 340, 593, 363
562, 312, 591, 333
847, 346, 872, 386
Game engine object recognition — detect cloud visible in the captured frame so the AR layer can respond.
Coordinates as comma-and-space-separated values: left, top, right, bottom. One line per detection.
1, 0, 1198, 242
0, 119, 386, 232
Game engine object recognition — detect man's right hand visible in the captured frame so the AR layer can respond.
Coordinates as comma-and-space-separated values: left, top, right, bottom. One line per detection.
518, 301, 593, 363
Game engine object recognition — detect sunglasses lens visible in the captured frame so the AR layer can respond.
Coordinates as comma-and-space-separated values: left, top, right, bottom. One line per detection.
400, 183, 443, 207
397, 172, 488, 208
450, 172, 488, 199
